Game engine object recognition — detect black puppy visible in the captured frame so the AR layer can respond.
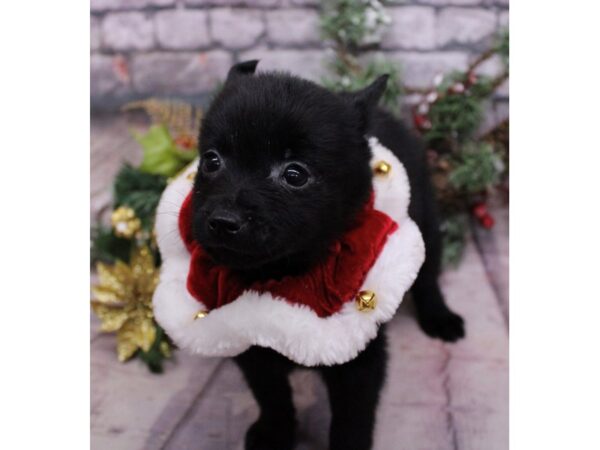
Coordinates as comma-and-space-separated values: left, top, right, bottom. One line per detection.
192, 61, 464, 450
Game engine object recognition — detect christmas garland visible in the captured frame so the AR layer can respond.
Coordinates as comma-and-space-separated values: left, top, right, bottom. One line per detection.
319, 0, 509, 264
91, 1, 509, 371
91, 100, 202, 372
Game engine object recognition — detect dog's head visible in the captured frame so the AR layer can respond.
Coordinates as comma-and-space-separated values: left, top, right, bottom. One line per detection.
192, 61, 388, 272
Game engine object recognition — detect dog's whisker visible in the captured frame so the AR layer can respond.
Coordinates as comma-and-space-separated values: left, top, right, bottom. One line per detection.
156, 228, 182, 247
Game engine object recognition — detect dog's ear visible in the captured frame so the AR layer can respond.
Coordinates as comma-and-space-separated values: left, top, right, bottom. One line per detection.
353, 75, 389, 109
225, 60, 259, 85
350, 75, 389, 127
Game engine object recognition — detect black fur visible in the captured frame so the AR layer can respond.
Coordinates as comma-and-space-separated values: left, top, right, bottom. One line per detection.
192, 61, 465, 450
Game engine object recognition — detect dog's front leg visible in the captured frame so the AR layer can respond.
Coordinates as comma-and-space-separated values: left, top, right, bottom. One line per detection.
235, 346, 296, 450
319, 327, 388, 450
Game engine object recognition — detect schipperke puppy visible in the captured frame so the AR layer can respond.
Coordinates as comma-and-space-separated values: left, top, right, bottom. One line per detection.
192, 61, 464, 450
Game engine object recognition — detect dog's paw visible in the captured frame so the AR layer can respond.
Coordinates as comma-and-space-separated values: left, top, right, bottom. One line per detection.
245, 419, 295, 450
417, 308, 465, 343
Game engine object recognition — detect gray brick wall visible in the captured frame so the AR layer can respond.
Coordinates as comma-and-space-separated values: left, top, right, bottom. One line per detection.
91, 0, 508, 121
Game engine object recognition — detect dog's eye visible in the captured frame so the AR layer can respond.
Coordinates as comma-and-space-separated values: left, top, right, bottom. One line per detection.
282, 163, 310, 187
202, 151, 222, 173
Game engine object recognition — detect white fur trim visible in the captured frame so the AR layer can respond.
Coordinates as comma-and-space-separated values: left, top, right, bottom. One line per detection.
153, 137, 425, 366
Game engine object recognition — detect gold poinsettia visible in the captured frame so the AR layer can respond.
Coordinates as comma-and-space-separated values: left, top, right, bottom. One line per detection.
91, 245, 159, 362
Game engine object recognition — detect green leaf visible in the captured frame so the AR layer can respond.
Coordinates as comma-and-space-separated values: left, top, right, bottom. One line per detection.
135, 125, 185, 177
448, 142, 504, 194
171, 145, 198, 163
425, 89, 484, 145
320, 0, 391, 48
90, 225, 132, 265
113, 164, 168, 230
440, 214, 468, 267
138, 324, 170, 374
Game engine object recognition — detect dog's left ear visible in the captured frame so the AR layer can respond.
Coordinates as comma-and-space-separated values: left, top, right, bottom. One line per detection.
225, 60, 259, 86
350, 75, 389, 127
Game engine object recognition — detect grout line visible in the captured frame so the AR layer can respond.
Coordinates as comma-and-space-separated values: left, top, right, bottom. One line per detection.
158, 358, 228, 450
440, 345, 459, 450
469, 219, 509, 330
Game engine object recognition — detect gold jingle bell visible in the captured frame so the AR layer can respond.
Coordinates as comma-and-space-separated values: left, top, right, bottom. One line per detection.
374, 160, 392, 176
186, 171, 197, 181
356, 290, 377, 312
194, 309, 209, 320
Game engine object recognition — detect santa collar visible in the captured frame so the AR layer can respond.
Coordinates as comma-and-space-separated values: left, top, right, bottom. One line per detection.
178, 191, 398, 318
153, 137, 425, 366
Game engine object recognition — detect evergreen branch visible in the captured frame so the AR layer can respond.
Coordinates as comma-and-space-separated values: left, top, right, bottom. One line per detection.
406, 30, 509, 95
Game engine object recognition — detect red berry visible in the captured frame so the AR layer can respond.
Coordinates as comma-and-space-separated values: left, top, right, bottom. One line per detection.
481, 214, 495, 229
413, 113, 431, 130
175, 134, 195, 149
472, 202, 487, 219
112, 55, 130, 83
468, 72, 478, 86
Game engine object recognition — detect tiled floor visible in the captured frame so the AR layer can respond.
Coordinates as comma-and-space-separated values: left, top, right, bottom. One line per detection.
91, 114, 508, 450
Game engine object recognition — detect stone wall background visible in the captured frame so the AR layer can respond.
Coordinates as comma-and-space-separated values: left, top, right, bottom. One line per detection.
91, 0, 508, 124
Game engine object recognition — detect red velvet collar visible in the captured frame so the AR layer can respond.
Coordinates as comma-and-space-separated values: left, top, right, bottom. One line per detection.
178, 192, 398, 318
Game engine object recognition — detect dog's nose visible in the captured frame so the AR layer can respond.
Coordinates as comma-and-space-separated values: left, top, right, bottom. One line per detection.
208, 211, 245, 235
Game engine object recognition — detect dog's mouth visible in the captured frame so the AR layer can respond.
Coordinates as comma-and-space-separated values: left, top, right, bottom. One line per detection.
202, 243, 284, 270
192, 212, 320, 272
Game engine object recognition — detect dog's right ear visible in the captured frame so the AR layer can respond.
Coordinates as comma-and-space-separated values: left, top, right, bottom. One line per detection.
225, 60, 259, 85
